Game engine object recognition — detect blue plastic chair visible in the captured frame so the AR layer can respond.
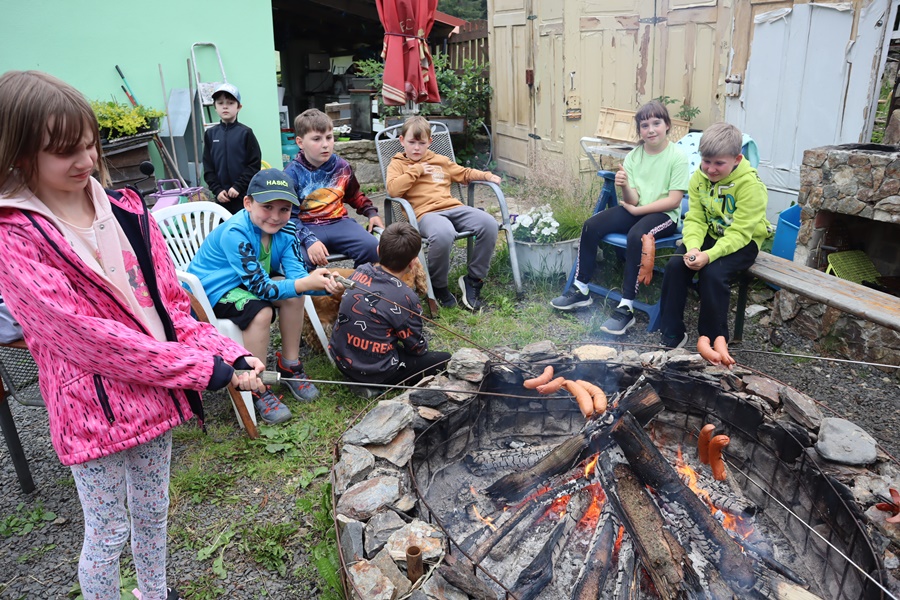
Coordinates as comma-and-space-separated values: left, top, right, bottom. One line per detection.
564, 136, 759, 332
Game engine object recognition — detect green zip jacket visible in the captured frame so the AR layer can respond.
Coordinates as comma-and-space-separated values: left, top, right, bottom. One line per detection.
681, 158, 772, 263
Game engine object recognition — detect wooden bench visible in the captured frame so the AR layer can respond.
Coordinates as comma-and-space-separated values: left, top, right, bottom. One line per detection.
733, 252, 900, 342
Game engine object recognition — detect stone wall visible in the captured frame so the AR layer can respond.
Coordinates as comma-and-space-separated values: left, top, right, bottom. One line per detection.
335, 140, 383, 186
772, 144, 900, 367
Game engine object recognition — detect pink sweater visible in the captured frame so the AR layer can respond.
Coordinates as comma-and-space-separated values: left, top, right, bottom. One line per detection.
0, 181, 248, 465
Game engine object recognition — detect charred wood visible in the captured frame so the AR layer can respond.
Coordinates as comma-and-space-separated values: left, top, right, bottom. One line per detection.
465, 444, 555, 476
437, 554, 498, 600
511, 490, 589, 600
486, 380, 662, 503
612, 412, 758, 591
614, 537, 638, 600
598, 458, 705, 600
571, 515, 616, 600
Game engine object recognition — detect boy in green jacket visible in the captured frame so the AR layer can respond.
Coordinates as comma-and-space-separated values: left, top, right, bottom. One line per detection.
658, 123, 772, 359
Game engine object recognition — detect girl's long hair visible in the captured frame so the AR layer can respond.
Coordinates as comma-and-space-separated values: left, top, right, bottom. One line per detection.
0, 70, 108, 196
633, 100, 672, 144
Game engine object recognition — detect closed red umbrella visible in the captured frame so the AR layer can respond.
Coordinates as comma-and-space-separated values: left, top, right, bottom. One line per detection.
376, 0, 441, 107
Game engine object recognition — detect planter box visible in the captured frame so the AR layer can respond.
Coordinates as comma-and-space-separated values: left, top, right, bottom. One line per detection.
594, 108, 690, 143
385, 115, 467, 134
513, 238, 579, 276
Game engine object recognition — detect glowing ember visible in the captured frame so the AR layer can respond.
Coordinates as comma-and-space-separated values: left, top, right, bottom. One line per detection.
584, 453, 599, 478
675, 447, 755, 540
577, 483, 607, 530
470, 504, 498, 531
537, 494, 571, 523
612, 524, 625, 559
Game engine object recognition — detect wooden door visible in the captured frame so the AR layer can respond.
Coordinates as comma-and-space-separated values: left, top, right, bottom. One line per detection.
490, 0, 535, 177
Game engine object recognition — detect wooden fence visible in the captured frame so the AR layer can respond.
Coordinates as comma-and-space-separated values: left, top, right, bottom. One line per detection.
433, 19, 489, 77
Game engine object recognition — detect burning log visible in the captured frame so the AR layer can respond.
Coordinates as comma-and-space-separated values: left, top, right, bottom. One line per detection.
571, 513, 617, 600
596, 459, 705, 600
614, 535, 638, 600
486, 380, 662, 503
611, 412, 758, 591
511, 489, 589, 600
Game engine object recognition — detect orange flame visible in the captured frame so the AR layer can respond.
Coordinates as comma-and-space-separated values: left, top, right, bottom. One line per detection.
577, 483, 607, 530
471, 504, 498, 531
537, 494, 571, 523
612, 524, 625, 559
584, 453, 599, 478
675, 446, 755, 540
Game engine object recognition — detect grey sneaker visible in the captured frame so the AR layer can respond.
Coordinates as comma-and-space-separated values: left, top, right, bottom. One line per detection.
251, 389, 292, 424
433, 286, 458, 309
661, 332, 688, 350
458, 275, 485, 311
551, 287, 593, 311
599, 306, 636, 335
276, 351, 319, 402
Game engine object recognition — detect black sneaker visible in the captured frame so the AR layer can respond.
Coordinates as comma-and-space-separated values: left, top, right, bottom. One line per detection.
661, 332, 688, 350
599, 306, 636, 335
433, 286, 458, 308
550, 288, 593, 311
458, 275, 484, 311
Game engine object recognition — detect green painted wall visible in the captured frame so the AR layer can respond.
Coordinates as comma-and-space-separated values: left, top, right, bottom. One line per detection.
0, 0, 281, 170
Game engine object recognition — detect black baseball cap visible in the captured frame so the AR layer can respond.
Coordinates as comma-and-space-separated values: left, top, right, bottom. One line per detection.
247, 169, 299, 205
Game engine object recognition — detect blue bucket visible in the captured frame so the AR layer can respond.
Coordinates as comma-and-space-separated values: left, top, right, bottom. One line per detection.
771, 204, 801, 260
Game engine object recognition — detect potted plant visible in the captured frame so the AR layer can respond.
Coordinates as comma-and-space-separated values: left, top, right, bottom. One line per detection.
511, 204, 580, 276
90, 100, 164, 142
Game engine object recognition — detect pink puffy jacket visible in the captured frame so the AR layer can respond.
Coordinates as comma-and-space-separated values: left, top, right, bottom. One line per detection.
0, 186, 248, 466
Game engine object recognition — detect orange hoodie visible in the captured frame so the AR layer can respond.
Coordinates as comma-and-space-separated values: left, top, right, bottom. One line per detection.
386, 150, 496, 219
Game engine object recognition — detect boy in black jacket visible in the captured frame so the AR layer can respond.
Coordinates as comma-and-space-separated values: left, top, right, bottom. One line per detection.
329, 223, 450, 386
202, 83, 262, 214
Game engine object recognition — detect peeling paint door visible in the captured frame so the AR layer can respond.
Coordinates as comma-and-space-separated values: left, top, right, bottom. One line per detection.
491, 0, 535, 177
727, 0, 894, 217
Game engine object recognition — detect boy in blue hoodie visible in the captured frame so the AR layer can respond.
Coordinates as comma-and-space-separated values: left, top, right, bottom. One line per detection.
188, 169, 343, 423
284, 109, 383, 269
658, 123, 772, 360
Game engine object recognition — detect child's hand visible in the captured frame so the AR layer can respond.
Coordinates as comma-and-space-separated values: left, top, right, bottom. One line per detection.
227, 187, 240, 198
615, 167, 628, 188
304, 269, 343, 294
367, 216, 385, 232
232, 356, 265, 391
216, 190, 230, 204
323, 270, 345, 295
307, 241, 330, 266
684, 249, 709, 270
488, 174, 501, 184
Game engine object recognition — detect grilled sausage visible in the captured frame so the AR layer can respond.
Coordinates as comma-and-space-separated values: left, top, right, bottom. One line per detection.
698, 424, 716, 464
638, 234, 656, 284
697, 336, 723, 365
576, 379, 607, 415
712, 336, 735, 367
524, 365, 554, 389
537, 376, 566, 395
565, 380, 594, 418
709, 435, 730, 481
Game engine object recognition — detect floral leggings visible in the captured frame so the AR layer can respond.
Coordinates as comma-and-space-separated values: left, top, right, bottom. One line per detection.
70, 431, 172, 600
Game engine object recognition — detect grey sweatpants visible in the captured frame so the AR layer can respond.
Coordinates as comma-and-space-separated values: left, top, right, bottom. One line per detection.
417, 205, 499, 288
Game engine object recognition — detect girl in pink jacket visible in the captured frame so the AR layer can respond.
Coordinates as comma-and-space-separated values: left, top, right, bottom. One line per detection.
0, 70, 265, 600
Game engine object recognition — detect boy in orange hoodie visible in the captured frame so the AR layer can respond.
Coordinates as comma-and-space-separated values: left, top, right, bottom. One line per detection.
386, 116, 501, 310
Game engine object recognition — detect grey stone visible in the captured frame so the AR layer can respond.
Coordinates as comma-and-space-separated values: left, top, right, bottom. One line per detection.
617, 350, 642, 365
428, 375, 479, 402
417, 406, 444, 421
779, 386, 823, 430
745, 304, 768, 318
366, 427, 416, 467
885, 110, 900, 145
343, 401, 415, 446
665, 353, 707, 370
639, 350, 667, 367
573, 344, 618, 361
371, 548, 412, 596
386, 519, 446, 562
815, 417, 877, 466
395, 494, 417, 513
365, 510, 407, 558
742, 375, 781, 409
410, 388, 449, 408
852, 473, 896, 506
346, 560, 395, 600
421, 572, 468, 600
446, 348, 490, 382
520, 340, 560, 362
336, 476, 402, 520
338, 515, 365, 563
334, 445, 375, 495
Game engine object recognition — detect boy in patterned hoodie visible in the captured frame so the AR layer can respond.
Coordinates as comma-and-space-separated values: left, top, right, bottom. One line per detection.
284, 109, 384, 269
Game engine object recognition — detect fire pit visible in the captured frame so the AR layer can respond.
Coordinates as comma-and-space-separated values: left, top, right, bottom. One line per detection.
332, 344, 896, 599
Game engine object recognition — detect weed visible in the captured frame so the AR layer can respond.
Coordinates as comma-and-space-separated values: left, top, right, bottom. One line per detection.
240, 521, 299, 576
197, 526, 237, 579
0, 502, 56, 537
179, 574, 226, 600
68, 566, 138, 599
16, 543, 56, 563
169, 467, 237, 505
